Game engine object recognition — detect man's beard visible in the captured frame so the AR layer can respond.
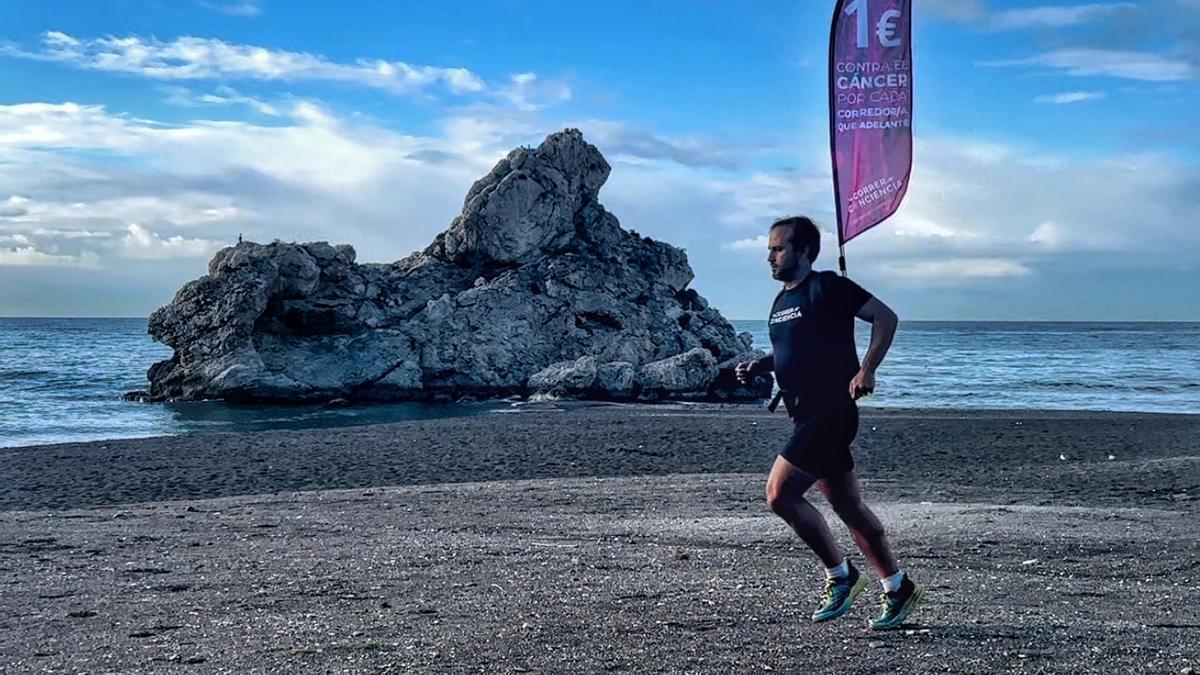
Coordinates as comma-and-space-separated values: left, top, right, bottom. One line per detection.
772, 263, 796, 281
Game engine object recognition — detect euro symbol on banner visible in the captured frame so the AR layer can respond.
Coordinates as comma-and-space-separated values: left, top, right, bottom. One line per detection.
876, 9, 902, 47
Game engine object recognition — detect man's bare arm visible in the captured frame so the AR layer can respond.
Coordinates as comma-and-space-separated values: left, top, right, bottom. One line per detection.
849, 297, 898, 399
856, 297, 898, 372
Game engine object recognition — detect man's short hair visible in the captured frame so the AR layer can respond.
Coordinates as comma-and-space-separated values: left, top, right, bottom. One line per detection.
770, 216, 821, 263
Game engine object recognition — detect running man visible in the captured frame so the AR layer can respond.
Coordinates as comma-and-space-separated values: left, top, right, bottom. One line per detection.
735, 216, 923, 630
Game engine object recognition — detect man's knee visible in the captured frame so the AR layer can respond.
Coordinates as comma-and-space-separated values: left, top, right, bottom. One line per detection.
766, 485, 800, 517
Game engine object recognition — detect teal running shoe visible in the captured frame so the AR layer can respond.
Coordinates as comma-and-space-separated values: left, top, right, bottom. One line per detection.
812, 561, 868, 623
870, 575, 924, 630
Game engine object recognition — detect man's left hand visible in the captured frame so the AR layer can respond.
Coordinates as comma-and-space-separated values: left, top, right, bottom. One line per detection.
849, 368, 876, 400
734, 360, 758, 385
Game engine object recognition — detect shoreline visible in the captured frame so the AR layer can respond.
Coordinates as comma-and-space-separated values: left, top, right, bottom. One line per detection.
7, 400, 1199, 453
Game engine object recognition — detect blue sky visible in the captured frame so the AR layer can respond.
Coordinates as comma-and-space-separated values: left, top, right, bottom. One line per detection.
0, 0, 1197, 320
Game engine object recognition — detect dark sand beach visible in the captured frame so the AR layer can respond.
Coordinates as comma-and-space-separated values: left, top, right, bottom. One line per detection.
2, 404, 1198, 673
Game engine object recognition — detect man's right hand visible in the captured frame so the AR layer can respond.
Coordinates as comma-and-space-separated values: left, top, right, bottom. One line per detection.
735, 360, 755, 385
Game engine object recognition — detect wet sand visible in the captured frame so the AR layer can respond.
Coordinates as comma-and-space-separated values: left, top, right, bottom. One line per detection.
1, 404, 1198, 673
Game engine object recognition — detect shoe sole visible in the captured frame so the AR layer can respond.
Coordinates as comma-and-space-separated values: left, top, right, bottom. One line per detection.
811, 574, 869, 623
870, 585, 925, 631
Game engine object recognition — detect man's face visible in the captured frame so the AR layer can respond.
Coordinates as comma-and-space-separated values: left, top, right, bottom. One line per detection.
767, 225, 803, 281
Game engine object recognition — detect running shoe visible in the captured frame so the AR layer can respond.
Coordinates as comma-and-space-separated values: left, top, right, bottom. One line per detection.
811, 561, 868, 623
870, 574, 924, 630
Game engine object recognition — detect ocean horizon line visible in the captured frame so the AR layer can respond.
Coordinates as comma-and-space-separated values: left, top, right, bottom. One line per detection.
2, 316, 1199, 324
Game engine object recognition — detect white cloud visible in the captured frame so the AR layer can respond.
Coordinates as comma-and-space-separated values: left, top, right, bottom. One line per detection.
891, 216, 966, 239
1034, 91, 1107, 104
1028, 221, 1066, 249
21, 196, 241, 234
581, 122, 1198, 308
923, 0, 990, 23
164, 85, 280, 115
573, 118, 764, 170
0, 195, 29, 217
629, 129, 1197, 298
500, 72, 572, 111
0, 234, 31, 245
31, 228, 111, 239
925, 1, 1144, 31
1023, 219, 1122, 254
0, 100, 423, 189
197, 1, 262, 16
955, 140, 1016, 164
9, 32, 486, 95
881, 258, 1034, 282
435, 108, 549, 165
721, 235, 768, 253
983, 49, 1196, 82
118, 223, 217, 259
715, 171, 830, 227
0, 246, 99, 267
862, 138, 1190, 257
0, 100, 510, 267
0, 102, 136, 151
991, 3, 1137, 30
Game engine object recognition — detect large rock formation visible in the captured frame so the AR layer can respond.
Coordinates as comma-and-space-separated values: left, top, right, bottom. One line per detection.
135, 129, 772, 403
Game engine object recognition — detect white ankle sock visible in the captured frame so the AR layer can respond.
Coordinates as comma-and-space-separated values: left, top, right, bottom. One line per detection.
826, 560, 850, 579
881, 570, 905, 592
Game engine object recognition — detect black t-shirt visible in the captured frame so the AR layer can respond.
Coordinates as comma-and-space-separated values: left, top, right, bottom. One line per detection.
768, 270, 872, 411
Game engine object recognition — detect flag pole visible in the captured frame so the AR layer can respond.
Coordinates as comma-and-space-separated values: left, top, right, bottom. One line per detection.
829, 0, 849, 278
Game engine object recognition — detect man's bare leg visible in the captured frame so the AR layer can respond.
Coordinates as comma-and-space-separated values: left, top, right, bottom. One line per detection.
817, 470, 898, 579
765, 456, 843, 567
820, 470, 925, 629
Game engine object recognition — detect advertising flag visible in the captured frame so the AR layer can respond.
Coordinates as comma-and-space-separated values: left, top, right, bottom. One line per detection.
829, 0, 913, 246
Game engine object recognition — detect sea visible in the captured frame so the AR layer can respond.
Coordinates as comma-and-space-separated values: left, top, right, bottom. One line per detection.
1, 317, 1197, 448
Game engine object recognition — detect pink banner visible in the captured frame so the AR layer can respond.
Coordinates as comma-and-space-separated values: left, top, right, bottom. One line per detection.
829, 0, 913, 245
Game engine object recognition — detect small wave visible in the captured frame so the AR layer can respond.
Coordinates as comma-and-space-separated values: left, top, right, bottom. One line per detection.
1029, 381, 1181, 393
0, 370, 55, 380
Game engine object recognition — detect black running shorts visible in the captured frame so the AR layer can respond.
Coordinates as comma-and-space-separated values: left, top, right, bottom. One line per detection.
780, 398, 859, 478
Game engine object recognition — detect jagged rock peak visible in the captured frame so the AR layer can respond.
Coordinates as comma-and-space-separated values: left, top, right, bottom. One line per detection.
427, 128, 611, 266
